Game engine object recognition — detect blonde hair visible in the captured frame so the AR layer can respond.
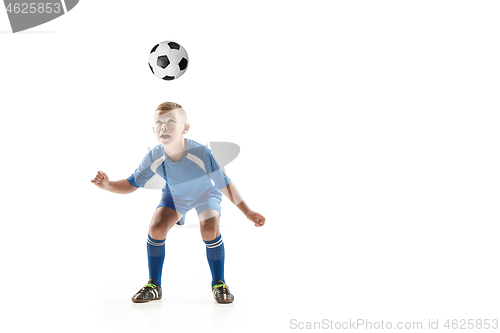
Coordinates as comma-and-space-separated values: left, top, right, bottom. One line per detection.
155, 102, 187, 123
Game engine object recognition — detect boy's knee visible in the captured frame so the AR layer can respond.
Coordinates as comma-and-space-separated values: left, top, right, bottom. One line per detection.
149, 207, 182, 236
199, 215, 220, 241
149, 219, 169, 236
200, 220, 217, 232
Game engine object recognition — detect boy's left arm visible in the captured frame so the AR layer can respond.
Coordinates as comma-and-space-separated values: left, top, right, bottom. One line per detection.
220, 182, 266, 227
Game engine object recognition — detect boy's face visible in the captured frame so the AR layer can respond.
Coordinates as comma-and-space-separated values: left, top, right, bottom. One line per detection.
153, 109, 189, 145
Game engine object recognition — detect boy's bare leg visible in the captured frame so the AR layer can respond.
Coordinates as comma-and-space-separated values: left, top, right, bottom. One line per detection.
149, 207, 184, 240
199, 209, 221, 241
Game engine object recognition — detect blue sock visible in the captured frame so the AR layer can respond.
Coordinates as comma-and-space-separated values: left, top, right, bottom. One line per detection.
147, 235, 165, 287
204, 234, 225, 286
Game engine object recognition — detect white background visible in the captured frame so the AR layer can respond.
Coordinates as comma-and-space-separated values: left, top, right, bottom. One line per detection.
1, 1, 499, 332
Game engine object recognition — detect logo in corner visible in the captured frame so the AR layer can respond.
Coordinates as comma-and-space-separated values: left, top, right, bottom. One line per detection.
3, 0, 79, 33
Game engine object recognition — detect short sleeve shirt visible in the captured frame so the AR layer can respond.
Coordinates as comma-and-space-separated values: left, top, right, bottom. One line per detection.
127, 139, 231, 200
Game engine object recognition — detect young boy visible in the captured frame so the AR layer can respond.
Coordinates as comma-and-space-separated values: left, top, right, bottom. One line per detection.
91, 102, 265, 304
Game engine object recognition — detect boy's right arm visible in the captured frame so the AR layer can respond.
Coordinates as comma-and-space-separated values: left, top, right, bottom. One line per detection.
91, 171, 138, 194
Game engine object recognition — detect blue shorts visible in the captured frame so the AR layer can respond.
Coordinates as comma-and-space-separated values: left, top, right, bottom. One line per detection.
157, 189, 222, 217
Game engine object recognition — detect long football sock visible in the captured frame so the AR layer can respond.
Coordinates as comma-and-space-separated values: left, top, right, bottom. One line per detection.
204, 234, 225, 286
147, 235, 166, 287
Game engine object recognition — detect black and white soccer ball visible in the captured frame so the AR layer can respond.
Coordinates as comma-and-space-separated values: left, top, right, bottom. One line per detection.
148, 41, 189, 80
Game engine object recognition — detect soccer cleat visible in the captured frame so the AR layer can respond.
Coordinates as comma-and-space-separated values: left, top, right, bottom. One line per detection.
131, 279, 162, 303
212, 280, 234, 304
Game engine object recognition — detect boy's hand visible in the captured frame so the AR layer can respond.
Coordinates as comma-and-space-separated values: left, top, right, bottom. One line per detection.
91, 171, 109, 189
245, 210, 266, 227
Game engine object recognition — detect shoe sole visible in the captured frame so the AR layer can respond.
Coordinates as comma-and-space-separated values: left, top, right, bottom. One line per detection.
131, 297, 162, 303
215, 299, 234, 304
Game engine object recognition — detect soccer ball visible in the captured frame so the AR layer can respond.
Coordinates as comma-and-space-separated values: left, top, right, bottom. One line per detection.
148, 41, 189, 80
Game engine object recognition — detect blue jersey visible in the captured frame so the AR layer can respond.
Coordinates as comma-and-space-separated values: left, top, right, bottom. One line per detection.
127, 139, 231, 200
